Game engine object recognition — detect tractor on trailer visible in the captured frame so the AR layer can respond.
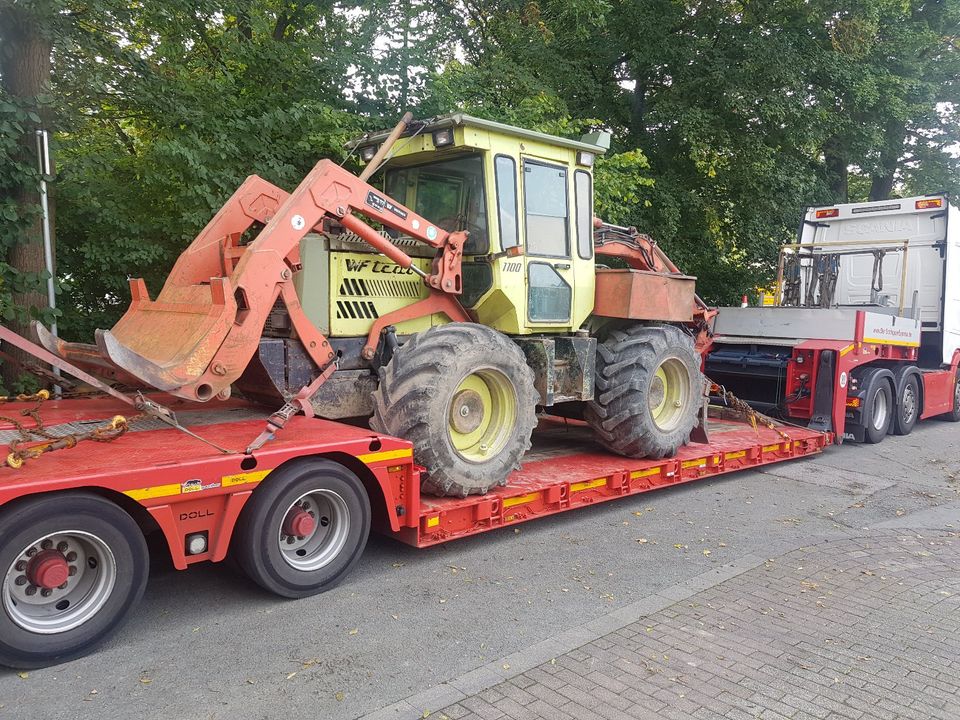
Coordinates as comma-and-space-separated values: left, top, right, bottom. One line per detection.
0, 113, 955, 668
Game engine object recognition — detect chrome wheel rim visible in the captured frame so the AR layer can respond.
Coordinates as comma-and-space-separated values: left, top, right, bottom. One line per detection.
278, 490, 350, 571
901, 384, 917, 425
2, 531, 117, 634
871, 388, 889, 431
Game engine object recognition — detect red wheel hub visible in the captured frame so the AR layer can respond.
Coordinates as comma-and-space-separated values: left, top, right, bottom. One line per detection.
27, 550, 69, 590
282, 509, 316, 538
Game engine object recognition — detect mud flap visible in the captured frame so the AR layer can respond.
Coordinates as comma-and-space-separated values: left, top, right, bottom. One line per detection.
808, 350, 835, 436
689, 394, 710, 444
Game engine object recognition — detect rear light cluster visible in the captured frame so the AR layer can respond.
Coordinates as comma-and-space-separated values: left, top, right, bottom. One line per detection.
815, 208, 839, 219
916, 198, 943, 210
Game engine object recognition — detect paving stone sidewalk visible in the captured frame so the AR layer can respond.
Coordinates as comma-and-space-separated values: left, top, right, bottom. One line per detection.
433, 532, 960, 720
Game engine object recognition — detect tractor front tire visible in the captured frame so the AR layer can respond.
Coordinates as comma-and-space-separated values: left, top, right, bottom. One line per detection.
586, 324, 703, 459
370, 323, 538, 497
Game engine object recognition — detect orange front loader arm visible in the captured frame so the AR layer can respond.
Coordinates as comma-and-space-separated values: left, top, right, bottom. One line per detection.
69, 158, 470, 402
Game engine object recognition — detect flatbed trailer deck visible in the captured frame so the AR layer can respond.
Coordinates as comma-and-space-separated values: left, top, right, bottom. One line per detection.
0, 395, 827, 667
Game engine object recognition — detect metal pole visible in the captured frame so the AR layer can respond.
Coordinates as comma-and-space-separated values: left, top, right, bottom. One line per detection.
35, 129, 61, 395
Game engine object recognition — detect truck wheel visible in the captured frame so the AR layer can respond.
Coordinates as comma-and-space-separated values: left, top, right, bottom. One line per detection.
863, 380, 893, 443
893, 375, 920, 436
0, 493, 148, 669
370, 323, 538, 497
233, 460, 370, 599
586, 324, 703, 459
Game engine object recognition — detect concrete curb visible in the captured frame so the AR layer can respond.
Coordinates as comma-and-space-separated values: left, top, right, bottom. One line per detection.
358, 539, 803, 720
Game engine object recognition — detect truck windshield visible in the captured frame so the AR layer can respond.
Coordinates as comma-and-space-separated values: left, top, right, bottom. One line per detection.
385, 154, 488, 255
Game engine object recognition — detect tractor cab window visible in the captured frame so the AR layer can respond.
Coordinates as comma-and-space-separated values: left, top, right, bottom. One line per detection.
523, 160, 569, 257
385, 155, 489, 255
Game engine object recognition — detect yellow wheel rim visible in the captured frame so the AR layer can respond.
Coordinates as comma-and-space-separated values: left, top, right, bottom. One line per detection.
648, 357, 690, 432
448, 369, 517, 463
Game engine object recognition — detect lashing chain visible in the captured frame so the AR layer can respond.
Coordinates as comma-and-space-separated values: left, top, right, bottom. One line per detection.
0, 390, 134, 468
710, 381, 791, 442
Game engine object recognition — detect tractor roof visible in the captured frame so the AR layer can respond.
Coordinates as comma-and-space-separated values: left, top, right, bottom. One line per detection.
354, 113, 609, 155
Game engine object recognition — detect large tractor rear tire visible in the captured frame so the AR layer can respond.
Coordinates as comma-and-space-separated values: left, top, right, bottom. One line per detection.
370, 323, 538, 497
585, 324, 703, 459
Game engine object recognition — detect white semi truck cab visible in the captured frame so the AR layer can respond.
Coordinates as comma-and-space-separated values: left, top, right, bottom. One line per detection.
707, 194, 960, 443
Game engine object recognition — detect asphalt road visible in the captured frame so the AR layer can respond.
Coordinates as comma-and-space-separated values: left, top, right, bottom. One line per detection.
2, 419, 958, 720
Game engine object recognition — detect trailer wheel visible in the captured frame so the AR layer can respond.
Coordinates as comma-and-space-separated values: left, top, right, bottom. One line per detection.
893, 374, 920, 436
942, 372, 960, 422
0, 493, 148, 669
370, 323, 538, 497
863, 380, 893, 443
233, 459, 370, 598
586, 324, 703, 459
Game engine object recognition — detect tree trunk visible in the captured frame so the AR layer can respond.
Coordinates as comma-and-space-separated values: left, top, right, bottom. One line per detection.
869, 121, 906, 202
627, 63, 647, 143
823, 137, 848, 202
0, 4, 54, 388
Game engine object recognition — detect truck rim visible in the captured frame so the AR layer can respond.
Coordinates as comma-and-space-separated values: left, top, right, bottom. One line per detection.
2, 531, 117, 635
448, 369, 517, 463
871, 387, 889, 431
649, 357, 689, 432
901, 383, 917, 425
278, 489, 350, 571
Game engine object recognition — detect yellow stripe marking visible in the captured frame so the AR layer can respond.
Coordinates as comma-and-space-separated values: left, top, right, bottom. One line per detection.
681, 459, 706, 469
125, 483, 181, 501
357, 448, 413, 464
839, 344, 855, 357
762, 444, 782, 453
630, 468, 661, 479
502, 492, 539, 509
570, 477, 607, 493
862, 337, 920, 347
222, 469, 271, 487
426, 516, 440, 528
725, 450, 746, 460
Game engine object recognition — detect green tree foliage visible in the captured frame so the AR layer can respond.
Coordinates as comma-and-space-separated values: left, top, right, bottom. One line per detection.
0, 0, 958, 337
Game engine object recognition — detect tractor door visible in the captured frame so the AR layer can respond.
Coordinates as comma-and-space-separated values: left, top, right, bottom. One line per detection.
520, 158, 594, 331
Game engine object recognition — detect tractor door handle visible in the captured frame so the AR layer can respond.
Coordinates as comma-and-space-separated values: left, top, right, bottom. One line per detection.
554, 263, 571, 270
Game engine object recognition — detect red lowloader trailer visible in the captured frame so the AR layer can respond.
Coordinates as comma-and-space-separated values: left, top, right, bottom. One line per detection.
0, 391, 828, 669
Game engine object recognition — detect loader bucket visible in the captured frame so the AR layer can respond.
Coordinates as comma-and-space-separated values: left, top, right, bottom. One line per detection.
93, 276, 238, 395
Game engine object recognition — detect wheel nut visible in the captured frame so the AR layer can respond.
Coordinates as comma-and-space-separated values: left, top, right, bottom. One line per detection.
25, 586, 37, 596
40, 588, 52, 598
57, 542, 68, 553
66, 552, 77, 562
58, 582, 68, 590
41, 539, 53, 550
68, 566, 77, 576
14, 576, 26, 586
26, 548, 37, 557
15, 561, 25, 572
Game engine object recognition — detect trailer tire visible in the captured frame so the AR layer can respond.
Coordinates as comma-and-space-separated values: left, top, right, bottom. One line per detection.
233, 460, 370, 599
893, 374, 920, 436
370, 323, 538, 497
0, 493, 148, 669
863, 379, 893, 444
943, 372, 960, 422
586, 324, 703, 459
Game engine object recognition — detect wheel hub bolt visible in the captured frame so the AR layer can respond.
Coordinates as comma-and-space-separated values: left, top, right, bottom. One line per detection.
25, 586, 37, 596
14, 576, 26, 586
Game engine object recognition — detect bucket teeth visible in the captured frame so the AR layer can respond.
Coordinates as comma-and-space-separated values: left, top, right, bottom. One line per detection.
31, 321, 145, 387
